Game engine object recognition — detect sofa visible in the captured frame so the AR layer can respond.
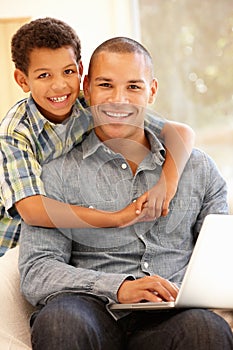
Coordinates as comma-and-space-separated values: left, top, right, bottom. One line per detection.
0, 247, 35, 349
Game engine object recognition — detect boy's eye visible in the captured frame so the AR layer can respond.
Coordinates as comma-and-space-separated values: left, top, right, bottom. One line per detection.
64, 69, 76, 75
38, 72, 49, 79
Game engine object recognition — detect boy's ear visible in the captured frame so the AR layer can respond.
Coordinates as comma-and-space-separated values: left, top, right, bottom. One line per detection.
148, 78, 158, 104
14, 69, 30, 93
78, 60, 83, 79
83, 75, 90, 101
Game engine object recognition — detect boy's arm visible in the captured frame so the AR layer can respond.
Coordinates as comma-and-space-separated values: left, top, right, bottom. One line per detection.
0, 131, 137, 230
136, 120, 195, 219
4, 120, 195, 229
15, 195, 138, 228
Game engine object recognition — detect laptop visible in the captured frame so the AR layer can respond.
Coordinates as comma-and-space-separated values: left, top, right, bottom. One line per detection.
110, 214, 233, 311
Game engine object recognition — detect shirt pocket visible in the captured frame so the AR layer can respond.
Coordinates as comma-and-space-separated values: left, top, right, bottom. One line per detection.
156, 197, 199, 250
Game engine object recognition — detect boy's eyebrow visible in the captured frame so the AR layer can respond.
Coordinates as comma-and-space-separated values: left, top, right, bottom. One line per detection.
33, 63, 77, 73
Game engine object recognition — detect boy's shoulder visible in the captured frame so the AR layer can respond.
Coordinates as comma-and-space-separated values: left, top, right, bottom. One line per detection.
78, 91, 89, 109
0, 95, 50, 140
0, 97, 32, 133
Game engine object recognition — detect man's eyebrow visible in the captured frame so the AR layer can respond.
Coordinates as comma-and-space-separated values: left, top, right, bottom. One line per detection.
128, 79, 145, 84
94, 77, 145, 84
94, 77, 112, 82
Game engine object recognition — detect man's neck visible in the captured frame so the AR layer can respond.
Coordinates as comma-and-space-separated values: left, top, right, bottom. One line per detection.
103, 135, 150, 174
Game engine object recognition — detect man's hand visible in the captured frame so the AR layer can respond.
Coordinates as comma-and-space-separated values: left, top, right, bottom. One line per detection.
117, 275, 179, 304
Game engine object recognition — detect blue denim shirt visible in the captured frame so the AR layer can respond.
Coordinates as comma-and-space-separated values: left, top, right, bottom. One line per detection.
19, 128, 228, 312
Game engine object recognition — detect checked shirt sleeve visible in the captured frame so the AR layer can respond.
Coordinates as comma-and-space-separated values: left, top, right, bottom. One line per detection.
0, 131, 45, 216
144, 110, 165, 139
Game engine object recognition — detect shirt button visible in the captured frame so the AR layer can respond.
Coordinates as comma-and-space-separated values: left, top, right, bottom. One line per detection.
104, 147, 111, 154
144, 262, 149, 269
121, 163, 127, 170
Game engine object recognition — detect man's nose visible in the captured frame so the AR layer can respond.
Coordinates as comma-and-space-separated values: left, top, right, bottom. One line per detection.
108, 88, 129, 103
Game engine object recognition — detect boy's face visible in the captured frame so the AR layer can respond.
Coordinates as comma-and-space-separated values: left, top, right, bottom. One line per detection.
14, 47, 82, 123
83, 51, 157, 143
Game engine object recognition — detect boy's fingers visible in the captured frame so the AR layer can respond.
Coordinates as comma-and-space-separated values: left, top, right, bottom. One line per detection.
162, 208, 169, 216
147, 198, 163, 219
162, 199, 170, 216
135, 196, 148, 214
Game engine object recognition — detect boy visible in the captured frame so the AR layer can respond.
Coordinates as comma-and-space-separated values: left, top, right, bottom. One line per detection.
0, 17, 195, 256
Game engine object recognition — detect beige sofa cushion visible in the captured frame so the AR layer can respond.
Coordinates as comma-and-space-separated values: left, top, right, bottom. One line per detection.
0, 246, 35, 349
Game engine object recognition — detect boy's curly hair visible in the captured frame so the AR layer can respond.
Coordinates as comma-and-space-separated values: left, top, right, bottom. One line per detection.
11, 17, 81, 75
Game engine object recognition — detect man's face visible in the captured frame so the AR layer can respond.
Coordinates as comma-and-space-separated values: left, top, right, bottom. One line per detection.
84, 51, 157, 142
15, 47, 82, 123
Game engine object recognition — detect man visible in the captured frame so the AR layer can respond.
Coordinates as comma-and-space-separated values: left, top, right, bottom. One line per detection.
19, 37, 233, 350
0, 19, 195, 348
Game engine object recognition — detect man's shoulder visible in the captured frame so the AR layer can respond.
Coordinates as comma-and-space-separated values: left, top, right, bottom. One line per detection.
191, 147, 214, 163
188, 147, 221, 174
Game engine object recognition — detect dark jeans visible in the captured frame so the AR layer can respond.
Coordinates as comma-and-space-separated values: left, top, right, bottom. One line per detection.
31, 293, 233, 350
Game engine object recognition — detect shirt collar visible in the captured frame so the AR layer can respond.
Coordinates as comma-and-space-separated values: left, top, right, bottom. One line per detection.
26, 94, 88, 132
82, 126, 166, 165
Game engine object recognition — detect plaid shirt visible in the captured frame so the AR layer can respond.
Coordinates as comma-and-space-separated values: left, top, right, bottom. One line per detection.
0, 94, 92, 256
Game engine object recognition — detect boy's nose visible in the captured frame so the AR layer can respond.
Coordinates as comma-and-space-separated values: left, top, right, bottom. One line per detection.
51, 77, 68, 90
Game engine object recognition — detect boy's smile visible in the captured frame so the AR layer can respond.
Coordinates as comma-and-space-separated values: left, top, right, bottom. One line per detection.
15, 47, 82, 123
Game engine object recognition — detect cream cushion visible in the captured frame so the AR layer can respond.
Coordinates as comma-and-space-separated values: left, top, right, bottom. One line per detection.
0, 246, 35, 349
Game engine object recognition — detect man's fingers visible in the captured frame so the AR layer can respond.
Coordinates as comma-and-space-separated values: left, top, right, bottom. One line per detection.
117, 276, 178, 304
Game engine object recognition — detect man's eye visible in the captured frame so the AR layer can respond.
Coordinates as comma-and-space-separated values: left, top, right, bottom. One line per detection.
99, 83, 112, 88
129, 84, 140, 90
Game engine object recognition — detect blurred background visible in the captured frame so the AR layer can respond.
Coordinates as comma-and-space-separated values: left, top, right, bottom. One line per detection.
139, 0, 233, 212
0, 0, 232, 210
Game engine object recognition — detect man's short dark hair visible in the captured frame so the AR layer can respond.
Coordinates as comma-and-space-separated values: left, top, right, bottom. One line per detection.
88, 36, 154, 78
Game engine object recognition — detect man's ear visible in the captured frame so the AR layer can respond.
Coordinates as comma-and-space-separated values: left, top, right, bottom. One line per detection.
83, 75, 90, 101
148, 78, 158, 104
14, 69, 30, 93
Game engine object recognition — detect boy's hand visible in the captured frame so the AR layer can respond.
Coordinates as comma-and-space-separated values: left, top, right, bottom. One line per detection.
117, 201, 150, 227
117, 275, 179, 304
135, 173, 178, 220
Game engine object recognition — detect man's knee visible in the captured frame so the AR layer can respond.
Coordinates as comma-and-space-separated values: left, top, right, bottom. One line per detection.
31, 294, 123, 350
32, 295, 85, 336
177, 309, 233, 349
